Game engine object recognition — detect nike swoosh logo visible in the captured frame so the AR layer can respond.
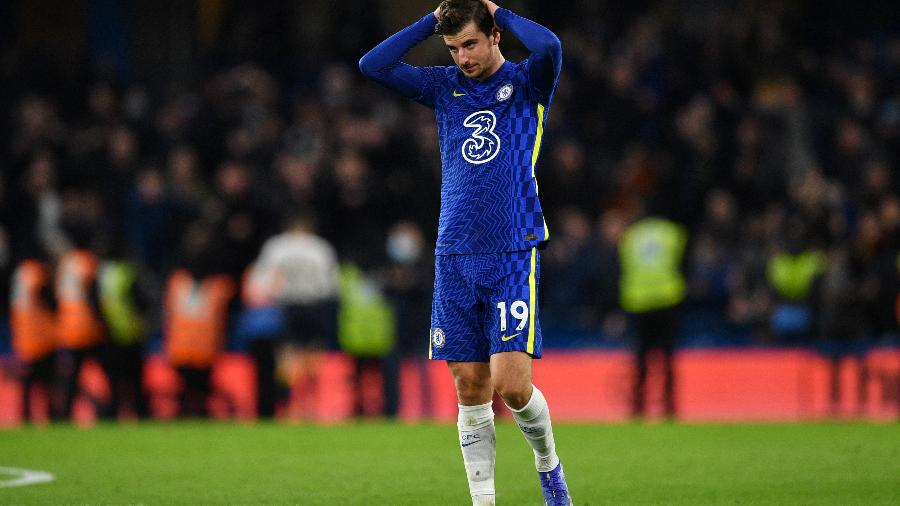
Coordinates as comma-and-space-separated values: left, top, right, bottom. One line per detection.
501, 333, 521, 342
452, 90, 466, 97
461, 440, 480, 447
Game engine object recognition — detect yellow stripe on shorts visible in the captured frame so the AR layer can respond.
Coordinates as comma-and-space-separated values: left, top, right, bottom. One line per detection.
527, 247, 537, 355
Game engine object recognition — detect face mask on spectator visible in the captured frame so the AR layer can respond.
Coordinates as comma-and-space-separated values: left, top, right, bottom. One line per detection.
387, 230, 422, 264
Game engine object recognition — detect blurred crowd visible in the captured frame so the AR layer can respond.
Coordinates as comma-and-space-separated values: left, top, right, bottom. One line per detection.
1, 1, 900, 420
533, 1, 900, 346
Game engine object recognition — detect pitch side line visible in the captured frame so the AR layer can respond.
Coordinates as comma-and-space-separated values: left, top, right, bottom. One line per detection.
0, 467, 55, 488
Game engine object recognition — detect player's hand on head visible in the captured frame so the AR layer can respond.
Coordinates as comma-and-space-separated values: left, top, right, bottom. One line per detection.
480, 0, 500, 17
434, 4, 441, 19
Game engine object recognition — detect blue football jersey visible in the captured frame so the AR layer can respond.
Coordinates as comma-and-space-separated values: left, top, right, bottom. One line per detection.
359, 9, 562, 255
416, 60, 555, 255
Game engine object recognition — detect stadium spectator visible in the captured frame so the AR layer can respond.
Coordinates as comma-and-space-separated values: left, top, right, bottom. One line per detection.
383, 221, 433, 418
542, 207, 602, 331
10, 151, 69, 261
8, 96, 64, 169
322, 149, 388, 267
816, 245, 870, 416
539, 138, 595, 217
269, 152, 325, 221
55, 220, 112, 420
209, 161, 273, 281
98, 239, 152, 419
592, 211, 627, 341
337, 261, 395, 418
163, 222, 236, 418
619, 210, 688, 418
684, 190, 739, 334
98, 125, 142, 240
238, 261, 285, 419
766, 216, 826, 344
9, 252, 58, 422
0, 174, 12, 319
249, 213, 339, 418
126, 168, 177, 279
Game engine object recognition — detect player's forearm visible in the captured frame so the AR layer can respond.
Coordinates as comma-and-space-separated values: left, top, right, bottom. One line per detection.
494, 8, 562, 88
358, 13, 437, 93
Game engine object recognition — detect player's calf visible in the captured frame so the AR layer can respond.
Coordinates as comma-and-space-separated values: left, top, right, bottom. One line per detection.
505, 386, 572, 504
458, 401, 497, 506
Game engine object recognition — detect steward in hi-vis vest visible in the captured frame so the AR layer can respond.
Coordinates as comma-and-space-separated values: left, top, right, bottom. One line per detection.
99, 261, 146, 347
164, 269, 236, 369
56, 249, 104, 349
99, 257, 151, 418
618, 215, 688, 419
164, 268, 235, 418
11, 259, 57, 363
55, 247, 112, 419
766, 249, 825, 340
10, 258, 59, 423
619, 217, 688, 314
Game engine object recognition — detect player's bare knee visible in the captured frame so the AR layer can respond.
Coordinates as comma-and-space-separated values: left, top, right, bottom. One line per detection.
492, 379, 531, 410
454, 375, 492, 405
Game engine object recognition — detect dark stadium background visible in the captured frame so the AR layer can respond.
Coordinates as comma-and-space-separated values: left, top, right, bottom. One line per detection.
0, 0, 898, 424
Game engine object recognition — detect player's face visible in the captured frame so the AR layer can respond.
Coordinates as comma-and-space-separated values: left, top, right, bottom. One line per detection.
443, 22, 501, 81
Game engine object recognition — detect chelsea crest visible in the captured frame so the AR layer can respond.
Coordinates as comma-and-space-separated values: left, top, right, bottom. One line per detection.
496, 84, 514, 102
432, 328, 446, 348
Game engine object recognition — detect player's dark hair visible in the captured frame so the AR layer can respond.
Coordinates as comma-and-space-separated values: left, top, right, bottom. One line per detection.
435, 0, 494, 38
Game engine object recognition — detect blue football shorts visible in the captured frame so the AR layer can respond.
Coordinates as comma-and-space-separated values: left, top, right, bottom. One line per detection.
429, 248, 543, 362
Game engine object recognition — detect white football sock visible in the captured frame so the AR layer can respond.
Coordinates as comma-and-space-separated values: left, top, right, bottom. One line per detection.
508, 386, 560, 472
458, 401, 496, 505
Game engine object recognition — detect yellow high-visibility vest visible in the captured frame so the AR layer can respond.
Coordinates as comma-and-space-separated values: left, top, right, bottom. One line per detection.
337, 263, 395, 358
766, 251, 825, 301
99, 261, 146, 345
619, 217, 688, 313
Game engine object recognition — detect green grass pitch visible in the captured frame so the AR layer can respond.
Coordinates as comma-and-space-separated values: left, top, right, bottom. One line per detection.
1, 421, 897, 505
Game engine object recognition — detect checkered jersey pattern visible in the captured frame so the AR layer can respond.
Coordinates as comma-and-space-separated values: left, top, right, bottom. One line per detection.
416, 59, 554, 255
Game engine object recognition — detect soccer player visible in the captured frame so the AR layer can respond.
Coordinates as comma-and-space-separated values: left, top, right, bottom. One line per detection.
359, 1, 570, 504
